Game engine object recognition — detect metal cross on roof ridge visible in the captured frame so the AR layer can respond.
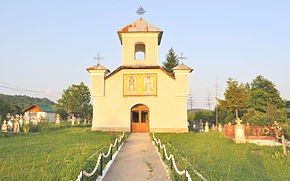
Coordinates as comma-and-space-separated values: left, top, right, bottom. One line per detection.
94, 53, 103, 65
179, 52, 186, 64
136, 6, 146, 18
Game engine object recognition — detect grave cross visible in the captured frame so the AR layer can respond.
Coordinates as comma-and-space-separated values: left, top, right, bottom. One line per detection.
179, 53, 186, 64
235, 118, 243, 125
94, 53, 103, 65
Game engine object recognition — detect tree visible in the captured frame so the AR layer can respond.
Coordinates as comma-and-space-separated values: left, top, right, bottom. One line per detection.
247, 89, 270, 113
286, 100, 290, 118
57, 82, 91, 119
213, 105, 231, 125
218, 78, 249, 120
250, 75, 285, 108
193, 110, 215, 125
162, 48, 179, 76
0, 99, 22, 122
0, 94, 55, 109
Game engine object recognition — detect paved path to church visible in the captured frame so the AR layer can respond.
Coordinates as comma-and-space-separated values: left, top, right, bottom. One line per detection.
103, 133, 169, 181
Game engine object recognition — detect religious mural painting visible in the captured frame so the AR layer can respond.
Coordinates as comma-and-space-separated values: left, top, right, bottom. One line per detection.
123, 73, 157, 96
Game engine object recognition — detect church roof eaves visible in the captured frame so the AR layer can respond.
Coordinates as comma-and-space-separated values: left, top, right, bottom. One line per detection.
105, 66, 175, 80
117, 18, 163, 45
86, 64, 110, 73
22, 104, 56, 113
172, 63, 193, 72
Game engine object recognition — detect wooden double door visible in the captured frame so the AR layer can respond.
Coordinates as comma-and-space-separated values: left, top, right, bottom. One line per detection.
131, 104, 149, 133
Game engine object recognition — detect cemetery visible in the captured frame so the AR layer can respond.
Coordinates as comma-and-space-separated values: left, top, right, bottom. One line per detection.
0, 112, 92, 137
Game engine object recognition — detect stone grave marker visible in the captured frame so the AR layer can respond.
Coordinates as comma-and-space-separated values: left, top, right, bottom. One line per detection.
13, 119, 20, 133
32, 118, 38, 125
218, 123, 223, 132
72, 116, 76, 125
24, 115, 30, 125
55, 113, 61, 125
1, 120, 8, 132
199, 120, 204, 132
8, 117, 13, 131
19, 115, 24, 126
211, 124, 216, 131
234, 118, 246, 144
205, 122, 209, 132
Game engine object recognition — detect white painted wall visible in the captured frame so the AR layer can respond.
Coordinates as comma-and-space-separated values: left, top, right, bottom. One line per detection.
47, 113, 56, 123
37, 112, 46, 121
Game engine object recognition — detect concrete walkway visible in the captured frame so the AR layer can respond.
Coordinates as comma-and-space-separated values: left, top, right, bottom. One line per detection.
103, 133, 169, 181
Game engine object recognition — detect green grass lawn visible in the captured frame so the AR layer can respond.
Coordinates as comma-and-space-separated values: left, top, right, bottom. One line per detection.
0, 127, 125, 181
154, 132, 290, 181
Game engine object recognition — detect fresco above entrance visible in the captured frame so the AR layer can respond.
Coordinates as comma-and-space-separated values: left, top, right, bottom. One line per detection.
123, 73, 157, 96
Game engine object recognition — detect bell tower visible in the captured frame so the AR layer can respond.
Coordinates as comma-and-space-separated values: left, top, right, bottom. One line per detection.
117, 18, 163, 66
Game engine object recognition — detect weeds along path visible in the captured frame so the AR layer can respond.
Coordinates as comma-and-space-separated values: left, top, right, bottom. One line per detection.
0, 127, 122, 180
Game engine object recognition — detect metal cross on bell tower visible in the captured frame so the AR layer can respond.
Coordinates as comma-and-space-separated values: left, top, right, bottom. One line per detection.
179, 53, 187, 64
136, 6, 146, 18
94, 53, 103, 65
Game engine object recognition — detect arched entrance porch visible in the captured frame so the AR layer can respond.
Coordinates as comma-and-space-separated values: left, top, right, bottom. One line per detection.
131, 104, 149, 133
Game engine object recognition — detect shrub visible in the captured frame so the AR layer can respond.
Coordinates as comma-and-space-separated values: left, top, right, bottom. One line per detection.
22, 124, 30, 133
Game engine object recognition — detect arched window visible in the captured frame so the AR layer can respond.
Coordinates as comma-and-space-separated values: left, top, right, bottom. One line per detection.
135, 43, 145, 60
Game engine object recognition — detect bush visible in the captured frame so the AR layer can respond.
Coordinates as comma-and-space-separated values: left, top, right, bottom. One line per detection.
282, 119, 290, 139
22, 124, 30, 133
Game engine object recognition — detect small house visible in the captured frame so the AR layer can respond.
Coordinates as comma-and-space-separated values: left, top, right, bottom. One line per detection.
22, 104, 56, 123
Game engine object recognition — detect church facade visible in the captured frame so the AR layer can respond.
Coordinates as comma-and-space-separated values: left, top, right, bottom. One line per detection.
87, 18, 193, 133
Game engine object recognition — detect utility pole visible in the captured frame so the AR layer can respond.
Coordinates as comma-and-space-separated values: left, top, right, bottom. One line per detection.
215, 80, 219, 126
188, 89, 194, 111
206, 88, 211, 110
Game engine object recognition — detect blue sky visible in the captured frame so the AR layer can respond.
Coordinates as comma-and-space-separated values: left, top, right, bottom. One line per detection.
0, 0, 289, 109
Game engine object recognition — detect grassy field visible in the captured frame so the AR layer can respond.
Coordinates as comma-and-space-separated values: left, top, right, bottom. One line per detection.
0, 127, 126, 181
154, 132, 290, 181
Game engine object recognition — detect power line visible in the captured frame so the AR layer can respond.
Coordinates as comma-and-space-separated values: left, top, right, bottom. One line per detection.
0, 81, 41, 94
0, 82, 60, 100
215, 79, 219, 126
187, 89, 195, 110
205, 88, 212, 110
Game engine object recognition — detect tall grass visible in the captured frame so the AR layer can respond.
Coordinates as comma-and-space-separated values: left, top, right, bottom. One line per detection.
154, 132, 290, 181
0, 127, 125, 180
